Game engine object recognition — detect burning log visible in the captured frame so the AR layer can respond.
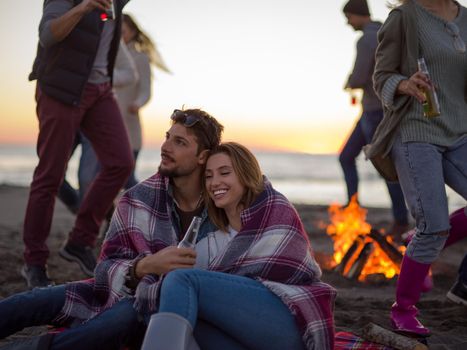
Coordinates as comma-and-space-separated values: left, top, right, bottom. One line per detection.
334, 235, 364, 274
362, 323, 428, 350
345, 241, 374, 280
369, 229, 403, 265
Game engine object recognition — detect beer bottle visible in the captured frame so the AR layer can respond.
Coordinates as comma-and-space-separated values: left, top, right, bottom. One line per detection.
417, 58, 441, 118
100, 1, 115, 22
177, 216, 202, 249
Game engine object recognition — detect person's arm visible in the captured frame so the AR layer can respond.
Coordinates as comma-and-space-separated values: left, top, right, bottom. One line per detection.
373, 10, 428, 108
113, 40, 138, 87
39, 0, 111, 47
129, 53, 152, 113
346, 36, 374, 89
134, 246, 196, 279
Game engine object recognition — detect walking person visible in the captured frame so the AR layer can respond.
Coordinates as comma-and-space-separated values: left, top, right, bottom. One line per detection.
57, 39, 138, 212
0, 109, 223, 350
367, 0, 467, 336
141, 142, 336, 350
23, 0, 134, 288
339, 0, 409, 240
78, 13, 171, 198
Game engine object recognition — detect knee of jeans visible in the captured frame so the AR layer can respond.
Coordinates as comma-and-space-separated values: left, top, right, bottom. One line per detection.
109, 299, 139, 329
406, 231, 448, 264
338, 152, 351, 165
161, 269, 198, 296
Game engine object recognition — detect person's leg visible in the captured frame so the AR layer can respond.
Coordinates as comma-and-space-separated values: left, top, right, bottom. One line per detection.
78, 133, 101, 202
124, 150, 140, 190
23, 87, 83, 270
193, 320, 247, 350
57, 134, 81, 215
390, 137, 450, 336
338, 117, 366, 203
443, 136, 467, 201
0, 285, 66, 338
157, 269, 305, 350
360, 110, 409, 226
50, 298, 142, 350
68, 83, 133, 250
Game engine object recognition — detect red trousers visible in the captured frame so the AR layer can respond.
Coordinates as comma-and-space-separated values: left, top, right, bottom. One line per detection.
23, 83, 134, 266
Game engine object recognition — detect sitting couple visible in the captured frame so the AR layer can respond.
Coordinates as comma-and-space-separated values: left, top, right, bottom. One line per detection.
0, 109, 336, 350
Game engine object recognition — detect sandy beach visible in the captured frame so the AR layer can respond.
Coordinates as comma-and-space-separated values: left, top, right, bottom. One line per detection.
1, 184, 466, 349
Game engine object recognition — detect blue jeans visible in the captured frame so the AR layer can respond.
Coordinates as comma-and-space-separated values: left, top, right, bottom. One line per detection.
80, 135, 139, 196
0, 285, 141, 350
391, 135, 467, 264
339, 110, 408, 224
158, 269, 305, 350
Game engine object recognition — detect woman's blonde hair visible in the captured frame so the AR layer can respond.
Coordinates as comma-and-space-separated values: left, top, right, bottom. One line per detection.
205, 142, 264, 232
122, 14, 158, 66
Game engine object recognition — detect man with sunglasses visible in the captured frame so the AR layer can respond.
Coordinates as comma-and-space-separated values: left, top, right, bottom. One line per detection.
0, 109, 223, 350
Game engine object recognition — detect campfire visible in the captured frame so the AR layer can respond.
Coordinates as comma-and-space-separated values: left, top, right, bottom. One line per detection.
326, 195, 406, 282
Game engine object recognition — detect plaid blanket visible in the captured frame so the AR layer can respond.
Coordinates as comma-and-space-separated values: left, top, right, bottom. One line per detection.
55, 174, 181, 323
55, 175, 335, 349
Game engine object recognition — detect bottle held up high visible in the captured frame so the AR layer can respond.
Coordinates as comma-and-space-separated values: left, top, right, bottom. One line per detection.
100, 0, 115, 22
417, 58, 441, 118
177, 216, 202, 249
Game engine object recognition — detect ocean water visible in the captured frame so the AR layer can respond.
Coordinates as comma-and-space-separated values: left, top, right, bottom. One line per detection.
0, 144, 464, 210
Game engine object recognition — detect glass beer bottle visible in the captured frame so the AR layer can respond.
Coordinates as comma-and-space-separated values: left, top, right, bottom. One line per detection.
417, 58, 441, 118
100, 0, 115, 22
178, 216, 202, 249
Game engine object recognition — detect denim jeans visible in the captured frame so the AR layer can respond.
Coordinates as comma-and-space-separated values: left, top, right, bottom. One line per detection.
339, 109, 408, 224
80, 135, 139, 197
391, 135, 467, 264
0, 285, 141, 350
158, 269, 305, 350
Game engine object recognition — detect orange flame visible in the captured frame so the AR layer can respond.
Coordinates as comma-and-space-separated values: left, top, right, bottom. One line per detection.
327, 195, 405, 281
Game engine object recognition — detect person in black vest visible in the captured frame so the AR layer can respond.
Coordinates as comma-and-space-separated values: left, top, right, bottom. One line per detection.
23, 0, 134, 288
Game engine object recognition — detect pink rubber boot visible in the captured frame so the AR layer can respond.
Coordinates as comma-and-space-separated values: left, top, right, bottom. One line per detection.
391, 255, 431, 337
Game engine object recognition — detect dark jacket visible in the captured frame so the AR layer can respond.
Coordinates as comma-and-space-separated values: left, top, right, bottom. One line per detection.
29, 0, 126, 106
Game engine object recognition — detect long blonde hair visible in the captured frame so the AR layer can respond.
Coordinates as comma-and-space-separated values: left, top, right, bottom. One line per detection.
122, 14, 171, 73
205, 142, 264, 232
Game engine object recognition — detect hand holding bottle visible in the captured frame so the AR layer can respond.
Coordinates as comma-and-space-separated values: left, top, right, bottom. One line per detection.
135, 246, 197, 277
396, 71, 431, 103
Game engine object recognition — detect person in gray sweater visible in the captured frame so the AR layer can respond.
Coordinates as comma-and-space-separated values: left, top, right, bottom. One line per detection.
370, 0, 467, 337
339, 0, 409, 239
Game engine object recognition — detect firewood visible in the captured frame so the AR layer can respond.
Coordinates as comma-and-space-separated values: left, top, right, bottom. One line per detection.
334, 236, 363, 274
369, 229, 403, 265
361, 323, 428, 350
345, 241, 374, 280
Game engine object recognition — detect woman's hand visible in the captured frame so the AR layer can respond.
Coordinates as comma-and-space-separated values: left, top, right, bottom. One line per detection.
128, 103, 140, 114
135, 246, 196, 278
396, 71, 432, 103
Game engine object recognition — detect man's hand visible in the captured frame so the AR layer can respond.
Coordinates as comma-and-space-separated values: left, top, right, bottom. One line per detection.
78, 0, 112, 14
396, 71, 432, 103
49, 0, 112, 43
135, 246, 197, 278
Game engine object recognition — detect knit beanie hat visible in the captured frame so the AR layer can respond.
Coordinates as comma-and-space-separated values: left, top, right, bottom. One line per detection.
343, 0, 370, 16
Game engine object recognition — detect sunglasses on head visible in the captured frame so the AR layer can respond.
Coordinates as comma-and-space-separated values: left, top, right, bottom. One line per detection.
170, 109, 203, 127
170, 109, 216, 148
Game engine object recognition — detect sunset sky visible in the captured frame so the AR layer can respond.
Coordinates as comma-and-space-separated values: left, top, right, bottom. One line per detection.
1, 1, 465, 153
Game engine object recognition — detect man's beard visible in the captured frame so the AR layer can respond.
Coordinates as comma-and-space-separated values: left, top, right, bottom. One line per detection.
158, 164, 195, 178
